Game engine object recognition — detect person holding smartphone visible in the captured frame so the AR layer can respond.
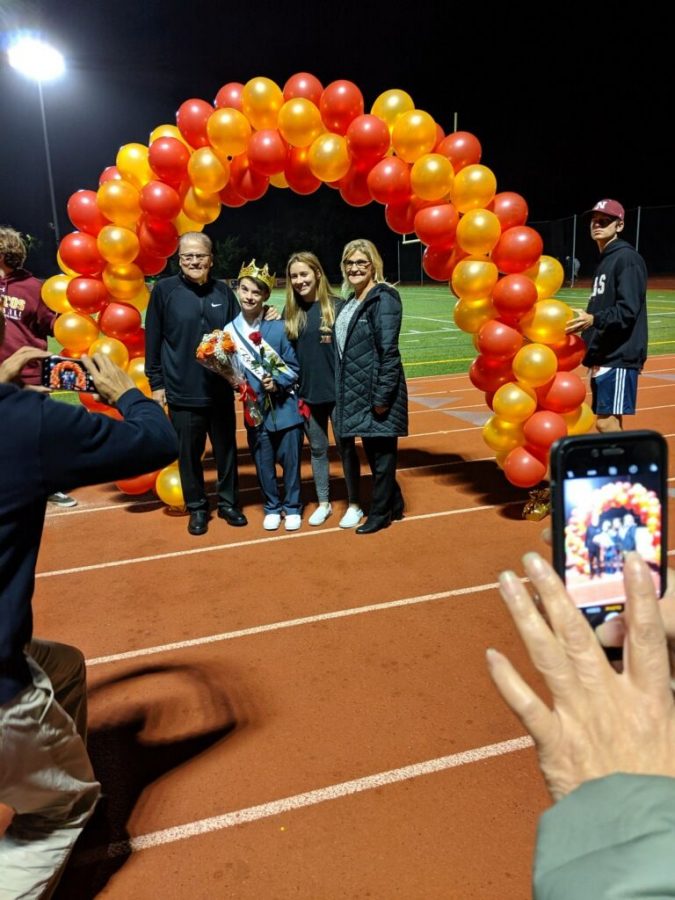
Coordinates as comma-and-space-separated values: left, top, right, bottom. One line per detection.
565, 199, 648, 434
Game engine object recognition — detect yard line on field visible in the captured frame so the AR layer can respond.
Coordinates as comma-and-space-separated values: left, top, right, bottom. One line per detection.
76, 736, 535, 861
37, 505, 501, 578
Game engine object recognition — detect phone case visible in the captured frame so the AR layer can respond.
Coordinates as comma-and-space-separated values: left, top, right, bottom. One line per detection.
42, 356, 94, 392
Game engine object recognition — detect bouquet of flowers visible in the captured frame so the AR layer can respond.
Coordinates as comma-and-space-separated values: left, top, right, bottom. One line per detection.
196, 329, 263, 426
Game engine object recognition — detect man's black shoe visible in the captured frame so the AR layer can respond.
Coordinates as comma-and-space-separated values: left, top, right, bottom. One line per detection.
355, 515, 391, 535
218, 506, 248, 527
188, 511, 209, 535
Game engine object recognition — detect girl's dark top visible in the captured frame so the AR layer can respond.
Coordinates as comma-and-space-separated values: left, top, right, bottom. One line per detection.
293, 299, 339, 405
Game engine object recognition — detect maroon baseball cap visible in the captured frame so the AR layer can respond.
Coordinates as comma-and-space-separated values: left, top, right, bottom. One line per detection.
590, 199, 625, 221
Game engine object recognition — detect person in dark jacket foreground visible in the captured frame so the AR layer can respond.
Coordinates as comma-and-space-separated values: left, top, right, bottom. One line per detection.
0, 309, 178, 897
333, 240, 408, 535
566, 199, 648, 432
488, 551, 675, 899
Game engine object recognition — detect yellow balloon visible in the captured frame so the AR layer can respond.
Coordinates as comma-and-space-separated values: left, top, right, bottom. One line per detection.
102, 262, 145, 302
520, 299, 573, 345
307, 133, 350, 182
563, 402, 596, 436
525, 255, 565, 300
391, 109, 437, 163
96, 225, 140, 265
173, 210, 205, 235
456, 209, 502, 256
453, 296, 496, 334
149, 124, 192, 149
410, 153, 454, 201
451, 259, 499, 301
206, 108, 252, 158
270, 171, 289, 189
155, 463, 184, 509
126, 356, 152, 396
492, 382, 537, 423
126, 283, 150, 312
277, 98, 324, 149
450, 165, 497, 213
241, 77, 284, 131
97, 180, 141, 229
182, 187, 221, 225
89, 336, 129, 369
116, 143, 153, 189
41, 274, 73, 314
482, 415, 525, 453
188, 147, 230, 193
53, 312, 99, 353
370, 89, 415, 130
512, 343, 558, 387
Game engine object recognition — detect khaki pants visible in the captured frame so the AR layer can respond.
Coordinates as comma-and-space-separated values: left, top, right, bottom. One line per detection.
0, 640, 100, 899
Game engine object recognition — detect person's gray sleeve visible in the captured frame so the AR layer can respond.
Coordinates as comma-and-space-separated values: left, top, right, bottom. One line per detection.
534, 773, 675, 899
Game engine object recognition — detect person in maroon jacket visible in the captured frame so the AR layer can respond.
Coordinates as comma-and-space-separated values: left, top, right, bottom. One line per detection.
0, 226, 77, 507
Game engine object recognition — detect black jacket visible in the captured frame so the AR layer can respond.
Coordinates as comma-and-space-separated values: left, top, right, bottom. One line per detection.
145, 273, 240, 406
334, 283, 408, 438
0, 387, 178, 704
583, 239, 648, 369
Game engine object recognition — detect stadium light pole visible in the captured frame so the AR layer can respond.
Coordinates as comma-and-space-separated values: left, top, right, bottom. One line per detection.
8, 36, 66, 247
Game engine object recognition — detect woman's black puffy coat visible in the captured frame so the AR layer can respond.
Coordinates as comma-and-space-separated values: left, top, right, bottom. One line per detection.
334, 283, 408, 438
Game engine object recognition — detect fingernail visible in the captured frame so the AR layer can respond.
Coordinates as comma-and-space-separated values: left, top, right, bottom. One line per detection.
522, 552, 547, 576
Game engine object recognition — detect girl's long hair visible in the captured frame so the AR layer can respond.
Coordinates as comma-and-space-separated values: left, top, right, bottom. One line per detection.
284, 251, 335, 341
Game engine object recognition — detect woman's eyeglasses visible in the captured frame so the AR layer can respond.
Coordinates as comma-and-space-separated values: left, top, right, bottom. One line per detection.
343, 259, 371, 270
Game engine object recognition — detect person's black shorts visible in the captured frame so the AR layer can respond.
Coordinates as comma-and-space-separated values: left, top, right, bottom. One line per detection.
590, 367, 638, 415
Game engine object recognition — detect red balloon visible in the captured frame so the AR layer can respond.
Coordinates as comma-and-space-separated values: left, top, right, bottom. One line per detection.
367, 157, 411, 205
435, 132, 482, 172
414, 203, 459, 249
491, 274, 538, 322
553, 334, 587, 371
59, 232, 105, 277
284, 147, 321, 195
489, 192, 528, 231
423, 245, 462, 282
319, 80, 364, 135
138, 216, 179, 257
219, 181, 248, 207
522, 410, 567, 451
134, 249, 167, 276
116, 470, 160, 496
247, 130, 288, 176
214, 82, 244, 110
66, 277, 109, 314
99, 166, 122, 184
67, 190, 109, 236
176, 98, 214, 148
469, 356, 513, 393
124, 327, 146, 358
140, 181, 183, 220
346, 115, 390, 163
339, 167, 372, 207
385, 196, 432, 235
148, 137, 191, 186
78, 392, 122, 418
484, 390, 495, 411
492, 227, 543, 274
283, 72, 324, 106
477, 319, 524, 359
503, 446, 547, 488
229, 154, 269, 201
99, 301, 142, 341
536, 371, 587, 413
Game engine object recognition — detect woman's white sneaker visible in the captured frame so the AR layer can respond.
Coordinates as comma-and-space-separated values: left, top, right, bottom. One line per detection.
284, 514, 302, 531
263, 513, 281, 531
339, 507, 364, 528
308, 504, 332, 526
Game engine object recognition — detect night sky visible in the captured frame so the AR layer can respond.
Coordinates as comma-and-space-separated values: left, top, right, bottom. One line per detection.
1, 0, 672, 278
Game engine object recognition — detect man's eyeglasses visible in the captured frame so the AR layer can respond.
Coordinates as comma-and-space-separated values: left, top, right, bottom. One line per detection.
180, 253, 210, 261
343, 259, 371, 270
591, 217, 616, 228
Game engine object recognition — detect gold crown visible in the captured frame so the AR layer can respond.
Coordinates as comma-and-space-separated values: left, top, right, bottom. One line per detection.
238, 259, 276, 292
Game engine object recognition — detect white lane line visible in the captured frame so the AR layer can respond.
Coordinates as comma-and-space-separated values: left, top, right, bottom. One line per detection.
78, 736, 534, 860
86, 577, 506, 666
37, 505, 501, 579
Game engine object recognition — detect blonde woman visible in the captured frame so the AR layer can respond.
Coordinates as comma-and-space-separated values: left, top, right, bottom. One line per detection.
333, 239, 408, 534
285, 252, 354, 527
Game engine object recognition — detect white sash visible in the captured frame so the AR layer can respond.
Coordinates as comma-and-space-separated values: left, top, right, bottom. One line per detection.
230, 317, 294, 382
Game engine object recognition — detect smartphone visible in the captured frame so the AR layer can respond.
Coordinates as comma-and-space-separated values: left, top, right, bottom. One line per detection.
41, 356, 95, 393
550, 430, 668, 632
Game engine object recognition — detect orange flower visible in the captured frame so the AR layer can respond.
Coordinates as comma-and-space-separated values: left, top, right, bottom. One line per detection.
221, 331, 236, 353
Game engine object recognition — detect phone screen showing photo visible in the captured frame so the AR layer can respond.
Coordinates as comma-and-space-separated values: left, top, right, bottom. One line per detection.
561, 458, 664, 627
42, 356, 95, 392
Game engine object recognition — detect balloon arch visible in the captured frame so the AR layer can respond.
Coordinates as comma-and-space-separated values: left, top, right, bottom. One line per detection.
40, 73, 594, 505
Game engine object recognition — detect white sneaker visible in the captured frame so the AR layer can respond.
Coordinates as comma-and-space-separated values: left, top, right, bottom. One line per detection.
47, 492, 78, 508
339, 507, 364, 529
284, 514, 302, 532
263, 513, 281, 531
308, 504, 332, 526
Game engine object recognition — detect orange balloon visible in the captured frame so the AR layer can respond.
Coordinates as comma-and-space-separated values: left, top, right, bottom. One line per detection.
188, 147, 230, 193
41, 274, 73, 314
96, 180, 141, 229
207, 108, 252, 158
563, 402, 596, 435
278, 98, 323, 148
149, 124, 192, 148
525, 255, 565, 300
155, 463, 184, 509
88, 336, 129, 369
96, 225, 140, 265
101, 262, 145, 302
53, 312, 99, 353
410, 153, 454, 201
456, 208, 502, 255
173, 211, 205, 235
182, 187, 221, 224
453, 296, 496, 333
116, 143, 153, 189
307, 133, 350, 182
520, 300, 573, 345
241, 77, 284, 130
482, 415, 525, 453
451, 259, 499, 301
450, 165, 497, 213
391, 109, 436, 163
126, 283, 150, 313
492, 382, 537, 423
370, 89, 415, 130
512, 343, 558, 387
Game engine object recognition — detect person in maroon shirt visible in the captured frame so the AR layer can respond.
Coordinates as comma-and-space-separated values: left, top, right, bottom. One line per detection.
0, 226, 77, 508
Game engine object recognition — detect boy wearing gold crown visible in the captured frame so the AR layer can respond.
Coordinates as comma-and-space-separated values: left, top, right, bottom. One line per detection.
231, 261, 305, 532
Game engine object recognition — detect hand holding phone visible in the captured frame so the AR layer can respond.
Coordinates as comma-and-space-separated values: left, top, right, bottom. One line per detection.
41, 356, 95, 392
